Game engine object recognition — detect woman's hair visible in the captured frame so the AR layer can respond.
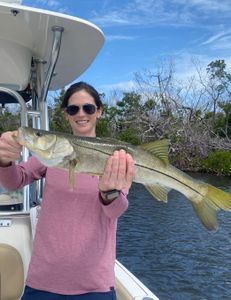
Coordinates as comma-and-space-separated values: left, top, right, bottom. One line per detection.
61, 81, 103, 109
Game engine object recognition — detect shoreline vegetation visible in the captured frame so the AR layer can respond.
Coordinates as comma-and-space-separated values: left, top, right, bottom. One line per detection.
1, 59, 231, 176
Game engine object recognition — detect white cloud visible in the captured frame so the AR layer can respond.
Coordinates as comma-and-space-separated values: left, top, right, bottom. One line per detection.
90, 12, 134, 27
201, 29, 231, 51
34, 0, 59, 7
22, 0, 69, 14
167, 51, 231, 85
90, 0, 231, 29
173, 0, 231, 12
202, 31, 229, 46
90, 0, 178, 27
106, 35, 137, 41
46, 0, 59, 7
98, 80, 137, 105
99, 80, 136, 93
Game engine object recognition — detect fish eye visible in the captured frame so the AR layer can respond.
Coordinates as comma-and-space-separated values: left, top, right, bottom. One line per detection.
35, 131, 43, 137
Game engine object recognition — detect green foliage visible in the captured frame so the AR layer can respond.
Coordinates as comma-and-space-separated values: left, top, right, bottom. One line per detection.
49, 89, 72, 133
116, 92, 143, 122
206, 60, 231, 92
49, 106, 71, 133
1, 59, 231, 175
0, 109, 20, 133
204, 105, 231, 138
203, 151, 231, 176
96, 118, 110, 137
118, 128, 141, 145
204, 111, 213, 119
143, 98, 156, 111
117, 92, 141, 109
218, 101, 231, 138
206, 59, 231, 127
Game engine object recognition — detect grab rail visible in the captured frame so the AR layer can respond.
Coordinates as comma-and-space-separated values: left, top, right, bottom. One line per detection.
0, 87, 30, 211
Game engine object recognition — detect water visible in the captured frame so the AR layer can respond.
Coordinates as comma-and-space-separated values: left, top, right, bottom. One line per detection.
116, 174, 231, 300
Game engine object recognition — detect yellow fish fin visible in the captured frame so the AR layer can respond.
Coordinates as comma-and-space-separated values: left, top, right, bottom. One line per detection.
191, 200, 218, 231
206, 185, 231, 210
145, 184, 171, 203
191, 184, 231, 231
139, 139, 170, 164
68, 159, 78, 190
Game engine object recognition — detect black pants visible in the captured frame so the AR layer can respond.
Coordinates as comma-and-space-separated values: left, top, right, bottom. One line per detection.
21, 286, 116, 300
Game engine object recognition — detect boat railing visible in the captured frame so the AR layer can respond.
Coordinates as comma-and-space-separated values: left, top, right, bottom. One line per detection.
0, 22, 65, 213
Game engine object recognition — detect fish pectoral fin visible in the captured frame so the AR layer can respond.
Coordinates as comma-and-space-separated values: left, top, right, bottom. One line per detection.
139, 139, 170, 164
145, 184, 170, 203
68, 159, 78, 190
190, 184, 231, 231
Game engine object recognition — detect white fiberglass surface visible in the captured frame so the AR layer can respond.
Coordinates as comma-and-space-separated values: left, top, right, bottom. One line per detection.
0, 2, 104, 90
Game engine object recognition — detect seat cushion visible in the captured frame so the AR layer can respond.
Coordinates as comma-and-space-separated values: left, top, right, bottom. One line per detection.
0, 243, 24, 300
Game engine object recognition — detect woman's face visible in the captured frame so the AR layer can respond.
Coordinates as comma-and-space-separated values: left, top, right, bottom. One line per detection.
64, 89, 102, 137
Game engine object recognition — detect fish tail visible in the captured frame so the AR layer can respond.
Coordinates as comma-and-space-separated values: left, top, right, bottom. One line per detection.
191, 185, 231, 231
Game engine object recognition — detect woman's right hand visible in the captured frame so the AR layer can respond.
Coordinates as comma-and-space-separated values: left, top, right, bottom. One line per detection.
0, 131, 22, 167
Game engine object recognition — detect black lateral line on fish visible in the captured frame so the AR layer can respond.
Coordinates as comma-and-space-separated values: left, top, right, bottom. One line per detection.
135, 163, 204, 197
75, 143, 204, 198
74, 142, 131, 157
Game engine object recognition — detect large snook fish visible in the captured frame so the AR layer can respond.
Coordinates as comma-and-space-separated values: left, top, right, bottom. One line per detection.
17, 126, 231, 231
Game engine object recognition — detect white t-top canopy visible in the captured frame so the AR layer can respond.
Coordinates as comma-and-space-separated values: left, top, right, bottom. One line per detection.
0, 2, 104, 91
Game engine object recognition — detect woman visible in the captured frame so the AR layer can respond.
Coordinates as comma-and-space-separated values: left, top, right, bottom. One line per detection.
0, 82, 135, 300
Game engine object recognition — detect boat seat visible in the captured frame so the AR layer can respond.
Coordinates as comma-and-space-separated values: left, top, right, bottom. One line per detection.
0, 243, 24, 300
0, 194, 23, 212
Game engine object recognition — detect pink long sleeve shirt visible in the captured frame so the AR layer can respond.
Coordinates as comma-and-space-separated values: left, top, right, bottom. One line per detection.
0, 157, 129, 294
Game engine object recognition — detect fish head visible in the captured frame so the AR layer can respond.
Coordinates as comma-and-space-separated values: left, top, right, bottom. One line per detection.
17, 127, 74, 167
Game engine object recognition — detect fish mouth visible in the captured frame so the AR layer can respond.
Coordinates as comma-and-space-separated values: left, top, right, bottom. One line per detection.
16, 127, 36, 148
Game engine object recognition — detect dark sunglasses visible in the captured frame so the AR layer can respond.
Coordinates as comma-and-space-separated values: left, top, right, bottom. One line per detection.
65, 104, 97, 116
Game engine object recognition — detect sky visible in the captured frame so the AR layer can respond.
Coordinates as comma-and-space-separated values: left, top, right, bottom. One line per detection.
21, 0, 231, 99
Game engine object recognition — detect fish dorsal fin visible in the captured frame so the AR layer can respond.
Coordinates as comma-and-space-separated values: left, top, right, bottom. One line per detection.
139, 139, 170, 164
145, 184, 171, 203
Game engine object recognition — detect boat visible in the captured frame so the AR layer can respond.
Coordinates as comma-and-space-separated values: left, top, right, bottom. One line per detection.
0, 1, 159, 299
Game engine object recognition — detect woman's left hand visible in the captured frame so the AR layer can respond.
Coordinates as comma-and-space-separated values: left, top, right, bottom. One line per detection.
99, 149, 135, 192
